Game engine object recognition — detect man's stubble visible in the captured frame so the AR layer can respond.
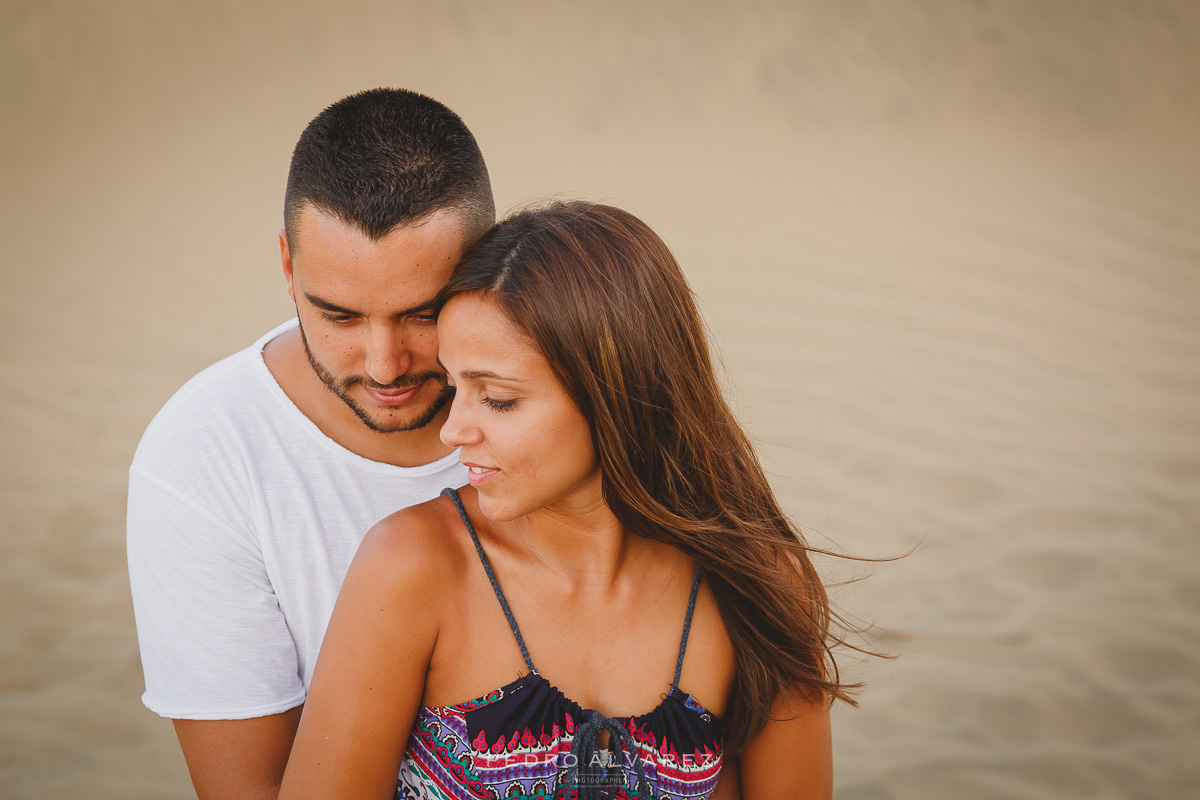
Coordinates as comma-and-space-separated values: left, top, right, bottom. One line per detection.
297, 321, 455, 434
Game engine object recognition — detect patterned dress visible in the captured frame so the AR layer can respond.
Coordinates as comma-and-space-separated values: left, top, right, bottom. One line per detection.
395, 489, 724, 800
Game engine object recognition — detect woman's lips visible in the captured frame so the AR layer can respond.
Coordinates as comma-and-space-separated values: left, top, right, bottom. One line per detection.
465, 464, 499, 486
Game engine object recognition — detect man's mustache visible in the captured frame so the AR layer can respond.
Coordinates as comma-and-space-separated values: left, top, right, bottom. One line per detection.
344, 371, 447, 392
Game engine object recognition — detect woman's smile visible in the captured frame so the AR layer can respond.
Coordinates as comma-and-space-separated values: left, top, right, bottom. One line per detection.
464, 463, 500, 486
437, 293, 601, 523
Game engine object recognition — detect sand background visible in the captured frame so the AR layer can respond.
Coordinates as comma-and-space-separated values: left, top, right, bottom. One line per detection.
2, 1, 1198, 797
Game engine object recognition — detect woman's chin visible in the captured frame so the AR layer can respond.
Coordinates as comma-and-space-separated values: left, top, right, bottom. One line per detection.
475, 493, 525, 524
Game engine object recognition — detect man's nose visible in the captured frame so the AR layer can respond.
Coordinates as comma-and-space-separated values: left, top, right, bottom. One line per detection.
363, 324, 411, 386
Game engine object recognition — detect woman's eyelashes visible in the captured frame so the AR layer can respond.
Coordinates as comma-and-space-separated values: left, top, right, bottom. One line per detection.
443, 372, 519, 411
482, 396, 519, 412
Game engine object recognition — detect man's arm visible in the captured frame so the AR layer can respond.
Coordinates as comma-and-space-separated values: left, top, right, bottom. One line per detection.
174, 709, 303, 800
128, 463, 309, 796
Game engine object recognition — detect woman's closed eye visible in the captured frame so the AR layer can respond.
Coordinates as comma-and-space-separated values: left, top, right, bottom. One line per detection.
482, 396, 518, 412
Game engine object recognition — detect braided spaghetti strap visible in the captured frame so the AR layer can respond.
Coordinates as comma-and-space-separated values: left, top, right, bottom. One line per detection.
441, 488, 537, 674
672, 565, 703, 689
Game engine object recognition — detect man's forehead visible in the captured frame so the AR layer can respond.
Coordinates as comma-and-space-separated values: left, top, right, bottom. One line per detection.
293, 203, 468, 249
290, 207, 466, 315
292, 209, 466, 280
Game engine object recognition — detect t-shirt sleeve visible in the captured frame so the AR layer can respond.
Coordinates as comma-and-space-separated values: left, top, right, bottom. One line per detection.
127, 464, 306, 720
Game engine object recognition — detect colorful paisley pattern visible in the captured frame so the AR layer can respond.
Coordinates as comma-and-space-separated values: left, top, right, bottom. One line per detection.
396, 671, 722, 799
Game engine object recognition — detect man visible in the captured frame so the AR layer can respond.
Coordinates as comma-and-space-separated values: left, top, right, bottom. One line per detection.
127, 88, 494, 799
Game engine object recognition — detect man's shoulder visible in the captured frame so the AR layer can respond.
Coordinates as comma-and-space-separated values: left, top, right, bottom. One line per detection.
132, 321, 297, 475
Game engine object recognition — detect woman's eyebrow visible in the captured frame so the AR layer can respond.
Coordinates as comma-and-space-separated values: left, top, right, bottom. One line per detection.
437, 364, 527, 383
435, 354, 528, 382
461, 369, 527, 382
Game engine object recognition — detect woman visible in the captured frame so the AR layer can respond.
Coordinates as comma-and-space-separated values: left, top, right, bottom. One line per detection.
279, 202, 857, 799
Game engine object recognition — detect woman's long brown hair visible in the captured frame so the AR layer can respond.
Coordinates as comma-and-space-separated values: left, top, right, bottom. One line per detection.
438, 201, 860, 753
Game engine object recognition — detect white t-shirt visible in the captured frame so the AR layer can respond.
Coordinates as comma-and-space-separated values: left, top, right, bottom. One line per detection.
127, 319, 466, 720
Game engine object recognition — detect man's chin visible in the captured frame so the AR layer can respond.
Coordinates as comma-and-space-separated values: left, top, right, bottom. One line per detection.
344, 386, 453, 434
358, 414, 434, 434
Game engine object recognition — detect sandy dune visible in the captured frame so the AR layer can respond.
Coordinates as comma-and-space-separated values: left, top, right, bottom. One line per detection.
2, 2, 1198, 797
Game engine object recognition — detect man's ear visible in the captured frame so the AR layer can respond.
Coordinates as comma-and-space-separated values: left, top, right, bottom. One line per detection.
279, 227, 295, 303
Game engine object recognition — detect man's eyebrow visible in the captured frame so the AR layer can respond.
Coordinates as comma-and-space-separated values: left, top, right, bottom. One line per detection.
303, 291, 438, 318
303, 293, 356, 315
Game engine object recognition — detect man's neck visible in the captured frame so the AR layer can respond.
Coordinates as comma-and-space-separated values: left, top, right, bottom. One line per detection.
261, 326, 454, 468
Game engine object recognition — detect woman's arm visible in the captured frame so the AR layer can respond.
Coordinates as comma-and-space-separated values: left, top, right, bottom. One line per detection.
737, 691, 833, 800
710, 755, 741, 800
278, 507, 449, 800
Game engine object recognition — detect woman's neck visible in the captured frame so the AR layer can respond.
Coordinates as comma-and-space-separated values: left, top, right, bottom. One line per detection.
503, 500, 653, 591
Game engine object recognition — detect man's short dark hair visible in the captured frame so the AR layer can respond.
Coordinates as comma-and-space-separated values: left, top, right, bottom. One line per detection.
284, 88, 494, 253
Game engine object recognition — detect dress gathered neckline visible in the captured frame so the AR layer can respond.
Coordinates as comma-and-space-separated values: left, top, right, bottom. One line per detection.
394, 489, 724, 799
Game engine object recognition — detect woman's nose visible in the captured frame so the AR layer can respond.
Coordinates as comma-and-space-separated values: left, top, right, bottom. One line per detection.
439, 392, 481, 448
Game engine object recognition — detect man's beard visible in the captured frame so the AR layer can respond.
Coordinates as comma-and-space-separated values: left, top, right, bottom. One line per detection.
299, 323, 454, 434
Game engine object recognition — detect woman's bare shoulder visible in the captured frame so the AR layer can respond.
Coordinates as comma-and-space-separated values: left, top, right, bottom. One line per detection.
349, 488, 477, 592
